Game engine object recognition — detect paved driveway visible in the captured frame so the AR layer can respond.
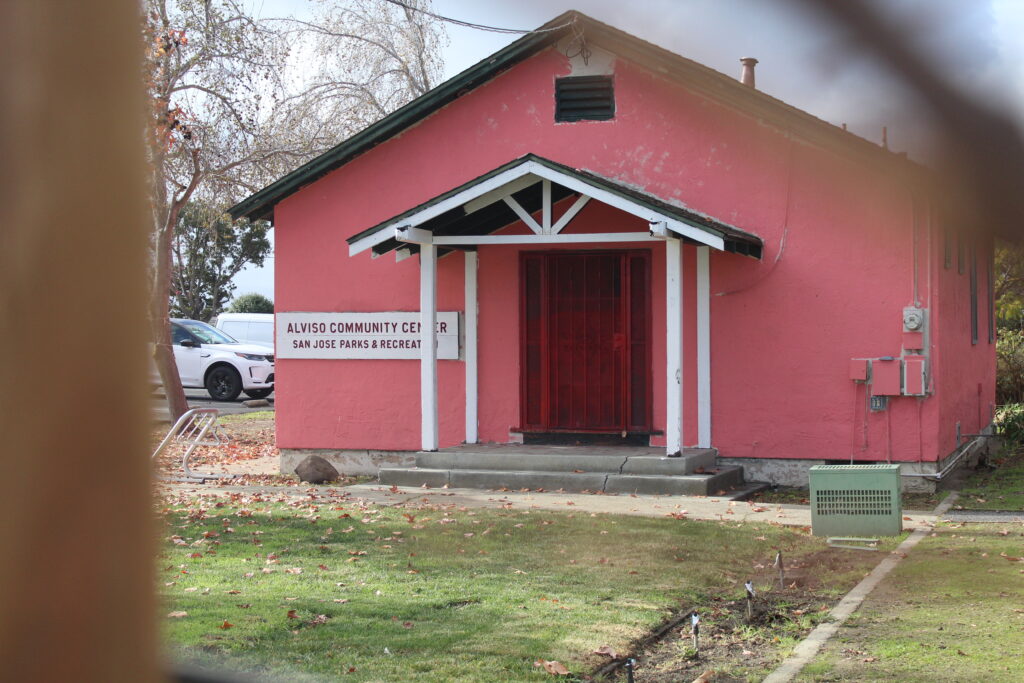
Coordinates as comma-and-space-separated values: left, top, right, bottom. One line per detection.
151, 387, 274, 422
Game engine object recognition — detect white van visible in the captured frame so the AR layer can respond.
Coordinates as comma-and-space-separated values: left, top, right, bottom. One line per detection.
214, 313, 274, 349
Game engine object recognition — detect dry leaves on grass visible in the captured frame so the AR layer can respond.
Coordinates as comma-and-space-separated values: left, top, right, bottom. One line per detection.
167, 611, 188, 618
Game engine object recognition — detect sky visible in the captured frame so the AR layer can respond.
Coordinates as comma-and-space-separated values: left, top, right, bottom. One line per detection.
232, 0, 1024, 301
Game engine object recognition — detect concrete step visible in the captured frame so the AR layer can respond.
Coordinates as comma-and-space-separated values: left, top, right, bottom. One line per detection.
378, 464, 745, 497
415, 449, 716, 475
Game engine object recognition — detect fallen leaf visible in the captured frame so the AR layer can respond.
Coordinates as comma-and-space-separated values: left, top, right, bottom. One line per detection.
402, 621, 414, 629
166, 611, 188, 619
219, 620, 234, 630
287, 609, 299, 619
534, 659, 570, 675
692, 670, 715, 683
591, 645, 619, 659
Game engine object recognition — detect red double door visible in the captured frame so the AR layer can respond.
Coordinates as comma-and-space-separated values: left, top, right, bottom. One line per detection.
520, 250, 651, 433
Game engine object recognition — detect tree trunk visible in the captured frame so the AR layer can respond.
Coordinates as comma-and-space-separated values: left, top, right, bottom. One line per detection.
151, 202, 190, 422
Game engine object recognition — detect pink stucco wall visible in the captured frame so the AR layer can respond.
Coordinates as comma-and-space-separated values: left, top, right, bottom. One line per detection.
272, 44, 994, 463
931, 227, 997, 456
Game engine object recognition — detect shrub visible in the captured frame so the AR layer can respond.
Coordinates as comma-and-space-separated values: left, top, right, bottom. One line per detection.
997, 329, 1024, 405
228, 292, 273, 313
994, 403, 1024, 445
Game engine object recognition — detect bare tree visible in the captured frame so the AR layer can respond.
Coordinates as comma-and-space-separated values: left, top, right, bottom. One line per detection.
143, 0, 444, 419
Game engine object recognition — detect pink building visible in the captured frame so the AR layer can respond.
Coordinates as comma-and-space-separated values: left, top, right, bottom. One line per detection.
231, 12, 995, 494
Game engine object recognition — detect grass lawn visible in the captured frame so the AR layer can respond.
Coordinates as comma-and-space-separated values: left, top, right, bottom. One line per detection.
956, 444, 1024, 510
796, 524, 1024, 682
216, 410, 277, 423
157, 493, 878, 681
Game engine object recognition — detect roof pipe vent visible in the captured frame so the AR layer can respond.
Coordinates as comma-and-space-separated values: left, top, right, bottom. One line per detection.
739, 57, 758, 88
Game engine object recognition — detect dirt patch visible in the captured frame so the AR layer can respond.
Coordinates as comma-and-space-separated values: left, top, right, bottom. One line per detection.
611, 547, 886, 682
622, 592, 831, 682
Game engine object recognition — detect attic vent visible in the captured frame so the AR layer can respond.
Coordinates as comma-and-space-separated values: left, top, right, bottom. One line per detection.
555, 76, 614, 122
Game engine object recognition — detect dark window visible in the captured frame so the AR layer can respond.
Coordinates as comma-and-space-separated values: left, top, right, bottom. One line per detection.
555, 76, 614, 122
943, 218, 952, 269
172, 324, 193, 345
989, 243, 995, 343
970, 238, 978, 345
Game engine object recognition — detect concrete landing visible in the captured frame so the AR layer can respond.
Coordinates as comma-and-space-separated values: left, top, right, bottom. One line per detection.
378, 444, 744, 497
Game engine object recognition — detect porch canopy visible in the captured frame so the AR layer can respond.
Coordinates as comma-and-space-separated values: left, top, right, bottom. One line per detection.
346, 154, 762, 455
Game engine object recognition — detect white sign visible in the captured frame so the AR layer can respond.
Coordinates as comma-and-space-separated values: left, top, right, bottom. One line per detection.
276, 312, 460, 359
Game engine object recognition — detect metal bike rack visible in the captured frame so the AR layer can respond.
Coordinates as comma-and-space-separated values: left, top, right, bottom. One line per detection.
152, 408, 233, 482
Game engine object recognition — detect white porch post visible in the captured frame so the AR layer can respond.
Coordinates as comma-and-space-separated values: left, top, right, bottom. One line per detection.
665, 238, 683, 455
696, 246, 711, 449
420, 244, 438, 451
464, 250, 478, 444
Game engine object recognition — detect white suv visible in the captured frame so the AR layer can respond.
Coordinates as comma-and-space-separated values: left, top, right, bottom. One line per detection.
171, 318, 275, 401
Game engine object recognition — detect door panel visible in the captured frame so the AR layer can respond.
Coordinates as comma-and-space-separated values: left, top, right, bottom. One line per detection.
520, 250, 649, 432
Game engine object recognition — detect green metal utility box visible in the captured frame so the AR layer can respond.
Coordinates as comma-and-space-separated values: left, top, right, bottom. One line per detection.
809, 465, 902, 537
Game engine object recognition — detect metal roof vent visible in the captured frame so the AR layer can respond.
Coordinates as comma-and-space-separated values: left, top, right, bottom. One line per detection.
555, 75, 615, 122
740, 57, 758, 88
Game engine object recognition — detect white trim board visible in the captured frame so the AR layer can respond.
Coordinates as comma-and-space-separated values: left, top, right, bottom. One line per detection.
349, 160, 727, 256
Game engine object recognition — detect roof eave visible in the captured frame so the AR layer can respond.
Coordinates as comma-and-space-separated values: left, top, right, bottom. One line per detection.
228, 12, 580, 222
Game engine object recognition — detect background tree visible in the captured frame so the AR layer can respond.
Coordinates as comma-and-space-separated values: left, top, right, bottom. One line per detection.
144, 0, 443, 417
995, 242, 1024, 329
228, 293, 274, 314
170, 202, 270, 321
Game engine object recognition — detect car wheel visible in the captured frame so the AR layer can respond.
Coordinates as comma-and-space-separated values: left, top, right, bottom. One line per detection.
243, 388, 273, 399
205, 365, 242, 401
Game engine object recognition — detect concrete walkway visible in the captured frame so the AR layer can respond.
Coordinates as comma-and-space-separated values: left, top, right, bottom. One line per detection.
158, 481, 940, 530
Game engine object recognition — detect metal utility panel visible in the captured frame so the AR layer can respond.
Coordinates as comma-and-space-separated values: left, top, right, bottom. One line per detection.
809, 465, 903, 537
871, 360, 902, 396
903, 356, 926, 396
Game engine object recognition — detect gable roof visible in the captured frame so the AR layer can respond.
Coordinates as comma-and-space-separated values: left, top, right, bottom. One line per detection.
230, 10, 910, 223
347, 154, 763, 259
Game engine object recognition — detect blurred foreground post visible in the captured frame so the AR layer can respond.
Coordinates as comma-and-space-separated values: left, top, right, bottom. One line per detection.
0, 2, 160, 681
